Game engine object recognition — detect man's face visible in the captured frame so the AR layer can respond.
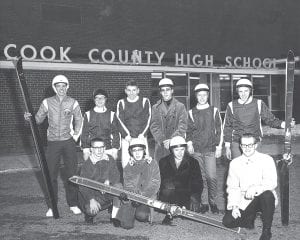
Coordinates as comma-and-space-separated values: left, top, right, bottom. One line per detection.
237, 87, 251, 102
131, 147, 144, 161
160, 86, 173, 101
196, 91, 209, 105
125, 86, 139, 100
91, 141, 105, 159
55, 83, 68, 97
240, 137, 257, 157
172, 146, 185, 160
94, 94, 106, 108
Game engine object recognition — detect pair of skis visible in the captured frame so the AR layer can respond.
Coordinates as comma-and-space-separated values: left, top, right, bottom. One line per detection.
69, 176, 240, 233
278, 50, 295, 226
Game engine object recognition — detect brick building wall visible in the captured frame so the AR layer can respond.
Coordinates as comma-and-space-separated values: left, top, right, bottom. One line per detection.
0, 69, 151, 154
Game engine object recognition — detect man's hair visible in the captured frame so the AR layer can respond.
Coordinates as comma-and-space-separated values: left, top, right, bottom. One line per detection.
90, 137, 105, 147
126, 80, 138, 88
239, 133, 257, 144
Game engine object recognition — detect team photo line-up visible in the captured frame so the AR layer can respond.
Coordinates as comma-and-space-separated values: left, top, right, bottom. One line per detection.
23, 74, 295, 240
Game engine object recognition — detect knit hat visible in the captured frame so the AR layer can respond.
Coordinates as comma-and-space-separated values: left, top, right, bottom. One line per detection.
93, 89, 108, 99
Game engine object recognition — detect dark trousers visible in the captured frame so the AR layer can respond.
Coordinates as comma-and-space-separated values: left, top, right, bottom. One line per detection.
45, 138, 78, 207
78, 192, 114, 217
222, 191, 275, 229
159, 188, 190, 209
117, 202, 151, 229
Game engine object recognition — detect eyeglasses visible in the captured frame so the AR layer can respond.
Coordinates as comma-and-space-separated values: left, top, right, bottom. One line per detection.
91, 146, 105, 150
131, 148, 144, 153
94, 96, 106, 100
240, 143, 255, 149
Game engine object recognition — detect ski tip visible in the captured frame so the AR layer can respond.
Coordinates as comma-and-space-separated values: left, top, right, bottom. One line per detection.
69, 175, 79, 183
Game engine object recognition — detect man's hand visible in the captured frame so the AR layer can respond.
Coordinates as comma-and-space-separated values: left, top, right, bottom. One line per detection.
225, 146, 231, 160
90, 199, 101, 215
110, 148, 118, 160
215, 147, 222, 158
73, 134, 80, 142
187, 142, 194, 155
169, 205, 182, 216
24, 112, 32, 121
83, 148, 90, 161
232, 207, 241, 219
131, 201, 141, 208
125, 135, 132, 142
245, 185, 258, 200
119, 192, 129, 201
163, 139, 170, 149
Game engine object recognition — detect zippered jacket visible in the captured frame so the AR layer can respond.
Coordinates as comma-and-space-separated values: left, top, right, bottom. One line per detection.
35, 95, 83, 141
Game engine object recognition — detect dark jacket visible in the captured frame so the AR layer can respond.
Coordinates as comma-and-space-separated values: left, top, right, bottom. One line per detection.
159, 153, 203, 208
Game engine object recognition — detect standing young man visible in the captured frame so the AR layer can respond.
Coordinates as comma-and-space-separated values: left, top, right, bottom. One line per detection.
150, 78, 188, 161
223, 78, 292, 160
159, 136, 203, 225
223, 133, 278, 240
116, 138, 161, 229
81, 89, 120, 161
116, 80, 151, 168
78, 137, 121, 224
24, 75, 82, 217
186, 83, 223, 214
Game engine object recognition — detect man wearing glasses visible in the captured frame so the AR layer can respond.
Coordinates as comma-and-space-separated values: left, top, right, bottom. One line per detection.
150, 78, 188, 161
223, 133, 277, 240
78, 137, 121, 224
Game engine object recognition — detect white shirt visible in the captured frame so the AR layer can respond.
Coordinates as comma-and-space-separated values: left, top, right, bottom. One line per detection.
226, 151, 278, 210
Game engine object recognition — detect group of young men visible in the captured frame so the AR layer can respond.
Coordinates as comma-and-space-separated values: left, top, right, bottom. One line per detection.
24, 74, 293, 240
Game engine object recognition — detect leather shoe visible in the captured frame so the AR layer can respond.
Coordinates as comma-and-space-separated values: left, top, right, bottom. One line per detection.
210, 204, 220, 214
259, 228, 272, 240
162, 214, 173, 225
111, 218, 121, 227
84, 214, 94, 224
199, 204, 209, 214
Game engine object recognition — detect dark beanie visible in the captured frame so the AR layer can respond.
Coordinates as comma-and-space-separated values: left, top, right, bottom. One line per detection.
93, 89, 108, 99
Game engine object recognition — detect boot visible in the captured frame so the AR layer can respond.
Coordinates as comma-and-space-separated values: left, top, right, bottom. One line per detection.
259, 228, 272, 240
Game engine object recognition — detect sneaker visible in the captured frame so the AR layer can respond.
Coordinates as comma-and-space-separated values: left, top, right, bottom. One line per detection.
46, 208, 53, 217
259, 228, 272, 240
199, 204, 209, 214
210, 204, 220, 214
84, 214, 94, 224
70, 206, 82, 215
162, 214, 173, 225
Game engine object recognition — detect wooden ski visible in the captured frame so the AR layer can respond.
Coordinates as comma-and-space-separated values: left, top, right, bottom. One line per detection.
69, 175, 240, 233
13, 57, 59, 219
278, 50, 295, 226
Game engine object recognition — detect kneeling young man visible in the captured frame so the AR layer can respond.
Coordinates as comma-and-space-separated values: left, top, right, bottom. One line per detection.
222, 133, 277, 240
159, 136, 203, 225
78, 137, 121, 224
116, 138, 161, 229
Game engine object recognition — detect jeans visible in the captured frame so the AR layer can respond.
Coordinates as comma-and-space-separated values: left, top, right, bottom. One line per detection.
192, 152, 217, 205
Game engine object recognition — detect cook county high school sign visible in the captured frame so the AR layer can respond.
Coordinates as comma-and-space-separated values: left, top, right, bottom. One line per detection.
3, 44, 276, 69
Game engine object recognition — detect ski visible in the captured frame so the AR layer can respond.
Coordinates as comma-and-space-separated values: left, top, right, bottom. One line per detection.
69, 176, 240, 233
13, 57, 59, 219
278, 50, 295, 226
